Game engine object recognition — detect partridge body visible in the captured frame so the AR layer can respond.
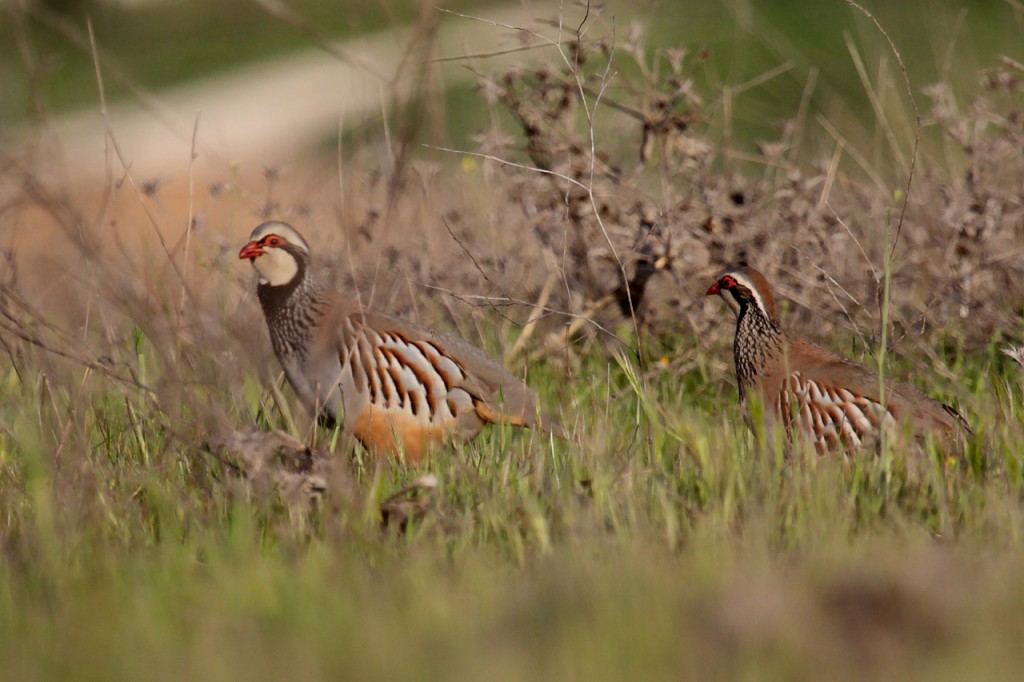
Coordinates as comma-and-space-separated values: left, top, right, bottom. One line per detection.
240, 221, 563, 461
706, 266, 969, 453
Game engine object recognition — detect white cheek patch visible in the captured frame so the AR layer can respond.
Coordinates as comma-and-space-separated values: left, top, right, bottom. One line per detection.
252, 248, 298, 286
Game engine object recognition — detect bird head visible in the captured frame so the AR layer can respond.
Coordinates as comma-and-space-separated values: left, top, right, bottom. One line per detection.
239, 221, 311, 286
706, 266, 779, 323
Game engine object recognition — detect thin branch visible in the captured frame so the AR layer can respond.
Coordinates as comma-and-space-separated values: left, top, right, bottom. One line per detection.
86, 20, 189, 292
178, 114, 201, 347
845, 0, 920, 260
418, 284, 634, 355
248, 0, 389, 82
424, 144, 591, 192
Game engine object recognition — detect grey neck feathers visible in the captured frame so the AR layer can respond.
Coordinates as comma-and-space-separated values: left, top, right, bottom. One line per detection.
733, 300, 784, 399
256, 263, 326, 361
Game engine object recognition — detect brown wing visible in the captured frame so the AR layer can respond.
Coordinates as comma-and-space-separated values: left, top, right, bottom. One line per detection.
356, 310, 565, 439
783, 338, 966, 438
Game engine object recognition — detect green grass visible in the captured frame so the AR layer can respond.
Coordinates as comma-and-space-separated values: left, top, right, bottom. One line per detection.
3, 325, 1024, 680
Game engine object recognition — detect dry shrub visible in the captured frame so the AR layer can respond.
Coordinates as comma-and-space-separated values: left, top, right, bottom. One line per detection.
464, 23, 1024, 364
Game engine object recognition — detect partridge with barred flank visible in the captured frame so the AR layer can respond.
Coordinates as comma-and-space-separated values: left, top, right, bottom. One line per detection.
240, 221, 564, 462
706, 266, 969, 453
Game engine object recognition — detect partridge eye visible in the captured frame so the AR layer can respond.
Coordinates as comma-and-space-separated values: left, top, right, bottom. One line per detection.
265, 236, 282, 247
721, 276, 737, 288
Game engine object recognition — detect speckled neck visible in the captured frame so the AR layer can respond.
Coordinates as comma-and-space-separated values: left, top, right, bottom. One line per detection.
256, 262, 326, 361
733, 300, 784, 399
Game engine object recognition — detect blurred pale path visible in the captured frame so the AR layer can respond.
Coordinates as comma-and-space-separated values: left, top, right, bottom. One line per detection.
20, 1, 563, 179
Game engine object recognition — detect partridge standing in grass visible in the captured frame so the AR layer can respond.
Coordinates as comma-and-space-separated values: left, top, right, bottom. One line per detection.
706, 266, 969, 453
240, 221, 564, 461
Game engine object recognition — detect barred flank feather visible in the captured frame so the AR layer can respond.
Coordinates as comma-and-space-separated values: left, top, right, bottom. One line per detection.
708, 266, 969, 454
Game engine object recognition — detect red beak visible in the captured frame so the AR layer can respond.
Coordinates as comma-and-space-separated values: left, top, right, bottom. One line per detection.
706, 282, 720, 296
238, 241, 264, 260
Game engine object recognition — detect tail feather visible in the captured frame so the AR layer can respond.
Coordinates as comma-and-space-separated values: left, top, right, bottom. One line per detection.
536, 412, 567, 441
942, 403, 972, 436
473, 400, 567, 441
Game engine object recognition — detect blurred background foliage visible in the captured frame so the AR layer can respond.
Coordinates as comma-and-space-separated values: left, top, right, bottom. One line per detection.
2, 0, 1022, 154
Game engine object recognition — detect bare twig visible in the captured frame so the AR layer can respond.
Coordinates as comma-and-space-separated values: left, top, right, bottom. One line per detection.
424, 145, 590, 192
248, 0, 389, 82
85, 20, 189, 292
845, 0, 920, 260
0, 289, 153, 395
505, 270, 560, 364
178, 114, 201, 348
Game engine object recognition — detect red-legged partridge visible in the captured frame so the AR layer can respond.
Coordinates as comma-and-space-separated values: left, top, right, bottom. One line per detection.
240, 221, 564, 462
706, 266, 969, 453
